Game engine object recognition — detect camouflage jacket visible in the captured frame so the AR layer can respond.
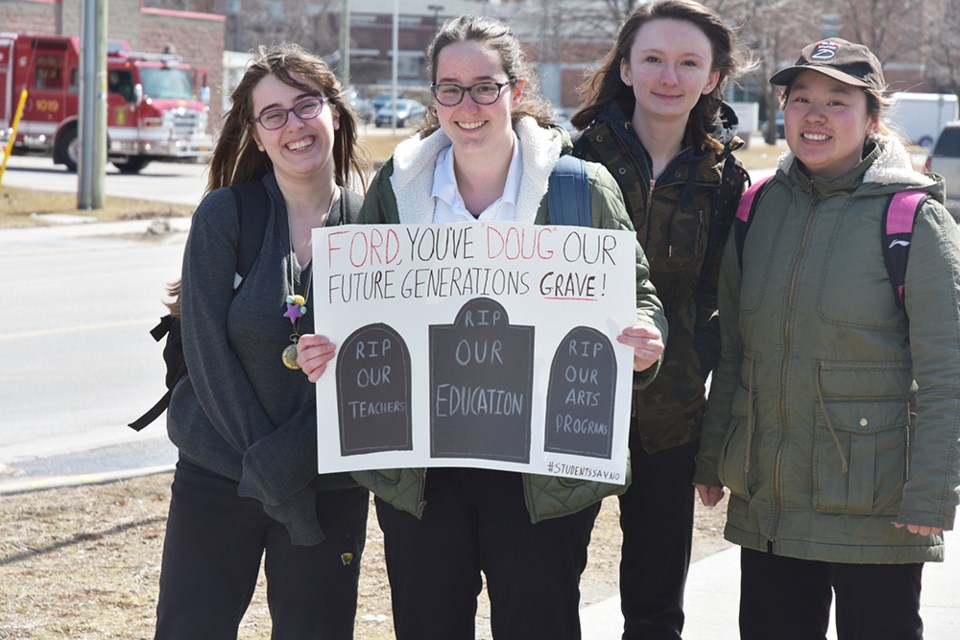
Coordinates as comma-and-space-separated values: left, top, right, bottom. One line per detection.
573, 102, 746, 454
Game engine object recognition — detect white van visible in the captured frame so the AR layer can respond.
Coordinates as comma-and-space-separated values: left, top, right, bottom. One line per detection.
887, 93, 959, 147
926, 121, 960, 201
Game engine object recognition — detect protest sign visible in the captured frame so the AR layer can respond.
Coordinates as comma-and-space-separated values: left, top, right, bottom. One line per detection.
312, 221, 636, 483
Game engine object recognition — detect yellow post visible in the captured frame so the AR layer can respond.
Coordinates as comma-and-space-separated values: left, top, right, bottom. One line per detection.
0, 88, 29, 185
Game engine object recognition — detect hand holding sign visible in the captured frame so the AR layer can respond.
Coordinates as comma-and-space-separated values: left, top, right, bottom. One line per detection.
617, 325, 664, 372
296, 334, 337, 383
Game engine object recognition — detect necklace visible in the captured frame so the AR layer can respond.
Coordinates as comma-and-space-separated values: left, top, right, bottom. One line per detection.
281, 187, 338, 370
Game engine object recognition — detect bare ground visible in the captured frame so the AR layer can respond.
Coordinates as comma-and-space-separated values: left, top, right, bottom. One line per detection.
0, 472, 729, 639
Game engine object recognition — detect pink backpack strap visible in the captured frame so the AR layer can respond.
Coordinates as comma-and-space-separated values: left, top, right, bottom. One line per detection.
736, 175, 773, 222
885, 190, 926, 235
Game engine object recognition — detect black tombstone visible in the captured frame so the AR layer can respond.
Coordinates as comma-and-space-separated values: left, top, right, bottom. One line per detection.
544, 326, 616, 459
429, 297, 534, 462
336, 323, 413, 455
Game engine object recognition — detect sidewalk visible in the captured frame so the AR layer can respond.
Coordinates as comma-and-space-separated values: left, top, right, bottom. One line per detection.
581, 528, 960, 640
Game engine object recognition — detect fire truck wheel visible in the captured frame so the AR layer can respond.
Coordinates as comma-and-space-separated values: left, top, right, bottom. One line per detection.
54, 124, 79, 173
113, 156, 152, 175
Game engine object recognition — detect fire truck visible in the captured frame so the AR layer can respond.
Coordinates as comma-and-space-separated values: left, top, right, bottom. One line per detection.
0, 33, 212, 174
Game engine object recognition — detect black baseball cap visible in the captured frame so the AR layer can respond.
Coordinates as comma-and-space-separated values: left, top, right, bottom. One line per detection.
769, 38, 885, 90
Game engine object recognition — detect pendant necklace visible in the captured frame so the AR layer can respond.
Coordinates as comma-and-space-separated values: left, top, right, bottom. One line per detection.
280, 187, 337, 370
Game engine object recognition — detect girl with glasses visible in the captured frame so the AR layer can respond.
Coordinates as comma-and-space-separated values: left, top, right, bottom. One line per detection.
297, 14, 667, 640
154, 42, 369, 639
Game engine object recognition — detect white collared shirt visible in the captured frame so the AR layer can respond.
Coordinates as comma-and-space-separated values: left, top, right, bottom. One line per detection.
430, 133, 523, 223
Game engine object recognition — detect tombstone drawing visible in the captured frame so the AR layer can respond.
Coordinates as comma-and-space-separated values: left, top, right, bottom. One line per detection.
429, 297, 534, 462
336, 323, 413, 455
544, 326, 616, 459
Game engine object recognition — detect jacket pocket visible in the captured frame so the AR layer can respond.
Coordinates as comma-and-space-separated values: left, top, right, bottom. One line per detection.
717, 384, 756, 500
812, 400, 909, 516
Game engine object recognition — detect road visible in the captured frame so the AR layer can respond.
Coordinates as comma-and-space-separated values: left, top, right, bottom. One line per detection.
0, 156, 199, 488
1, 153, 208, 205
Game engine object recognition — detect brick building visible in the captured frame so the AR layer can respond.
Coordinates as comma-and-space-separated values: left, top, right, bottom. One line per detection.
0, 0, 226, 123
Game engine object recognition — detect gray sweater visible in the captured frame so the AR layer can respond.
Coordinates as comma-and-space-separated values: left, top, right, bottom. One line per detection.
167, 173, 362, 545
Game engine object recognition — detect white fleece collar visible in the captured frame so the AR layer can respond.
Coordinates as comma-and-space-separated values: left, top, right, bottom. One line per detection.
390, 116, 564, 225
776, 134, 931, 188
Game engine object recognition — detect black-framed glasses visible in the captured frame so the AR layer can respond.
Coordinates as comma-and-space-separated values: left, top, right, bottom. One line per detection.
252, 97, 326, 130
431, 80, 515, 107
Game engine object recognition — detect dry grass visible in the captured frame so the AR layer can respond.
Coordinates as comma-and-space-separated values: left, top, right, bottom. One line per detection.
0, 473, 728, 639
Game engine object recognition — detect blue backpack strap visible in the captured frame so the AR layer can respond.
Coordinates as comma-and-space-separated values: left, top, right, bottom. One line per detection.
548, 154, 592, 227
734, 175, 773, 271
882, 190, 929, 309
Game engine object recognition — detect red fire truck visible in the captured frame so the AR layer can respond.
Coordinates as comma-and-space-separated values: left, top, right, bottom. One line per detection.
0, 33, 211, 174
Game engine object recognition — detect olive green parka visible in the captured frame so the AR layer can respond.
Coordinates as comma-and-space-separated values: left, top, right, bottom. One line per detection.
351, 117, 668, 522
693, 135, 960, 564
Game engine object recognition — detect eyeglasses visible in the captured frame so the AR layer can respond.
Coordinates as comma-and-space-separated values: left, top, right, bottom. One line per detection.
252, 97, 326, 130
431, 80, 515, 107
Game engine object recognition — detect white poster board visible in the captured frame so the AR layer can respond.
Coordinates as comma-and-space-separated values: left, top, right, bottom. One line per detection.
312, 221, 636, 483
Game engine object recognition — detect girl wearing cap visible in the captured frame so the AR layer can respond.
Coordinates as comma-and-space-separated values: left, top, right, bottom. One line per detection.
693, 38, 960, 640
569, 1, 752, 637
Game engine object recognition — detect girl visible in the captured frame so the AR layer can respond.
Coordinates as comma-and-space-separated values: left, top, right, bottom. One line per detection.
694, 38, 960, 640
154, 43, 369, 639
571, 2, 752, 636
298, 15, 667, 640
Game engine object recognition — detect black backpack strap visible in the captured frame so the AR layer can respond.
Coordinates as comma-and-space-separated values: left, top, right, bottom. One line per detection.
547, 154, 592, 227
882, 190, 929, 309
128, 181, 270, 432
340, 187, 364, 225
230, 180, 271, 290
734, 175, 774, 271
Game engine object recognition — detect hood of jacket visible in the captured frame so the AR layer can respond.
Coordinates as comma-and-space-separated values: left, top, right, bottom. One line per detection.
775, 133, 946, 203
388, 116, 569, 226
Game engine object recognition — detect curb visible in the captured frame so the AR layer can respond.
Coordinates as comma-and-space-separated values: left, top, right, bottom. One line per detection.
0, 464, 175, 496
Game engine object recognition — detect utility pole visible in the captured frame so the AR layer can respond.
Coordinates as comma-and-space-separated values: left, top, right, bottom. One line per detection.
78, 0, 106, 210
391, 0, 399, 131
340, 0, 351, 88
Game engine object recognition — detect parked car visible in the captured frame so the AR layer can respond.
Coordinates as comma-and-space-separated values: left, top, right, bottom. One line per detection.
371, 91, 403, 112
759, 112, 785, 139
346, 88, 375, 123
926, 121, 960, 202
552, 107, 576, 133
375, 99, 427, 128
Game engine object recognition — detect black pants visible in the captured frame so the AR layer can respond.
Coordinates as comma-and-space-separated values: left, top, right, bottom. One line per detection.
154, 459, 368, 640
740, 546, 924, 640
618, 436, 698, 640
374, 468, 600, 640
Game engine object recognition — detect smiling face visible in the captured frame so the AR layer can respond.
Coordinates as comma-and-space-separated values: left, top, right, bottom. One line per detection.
620, 18, 719, 127
783, 70, 879, 179
433, 39, 524, 160
250, 73, 339, 183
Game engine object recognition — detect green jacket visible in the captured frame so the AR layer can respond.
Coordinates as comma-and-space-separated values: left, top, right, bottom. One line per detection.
573, 102, 746, 453
693, 136, 960, 563
352, 117, 668, 522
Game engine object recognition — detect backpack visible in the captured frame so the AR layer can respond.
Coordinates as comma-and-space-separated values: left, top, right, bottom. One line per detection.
127, 180, 270, 431
734, 175, 929, 310
547, 154, 592, 226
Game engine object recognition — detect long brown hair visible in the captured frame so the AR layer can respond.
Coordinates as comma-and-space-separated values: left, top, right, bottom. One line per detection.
168, 43, 368, 315
207, 42, 368, 193
571, 0, 753, 154
417, 15, 554, 138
